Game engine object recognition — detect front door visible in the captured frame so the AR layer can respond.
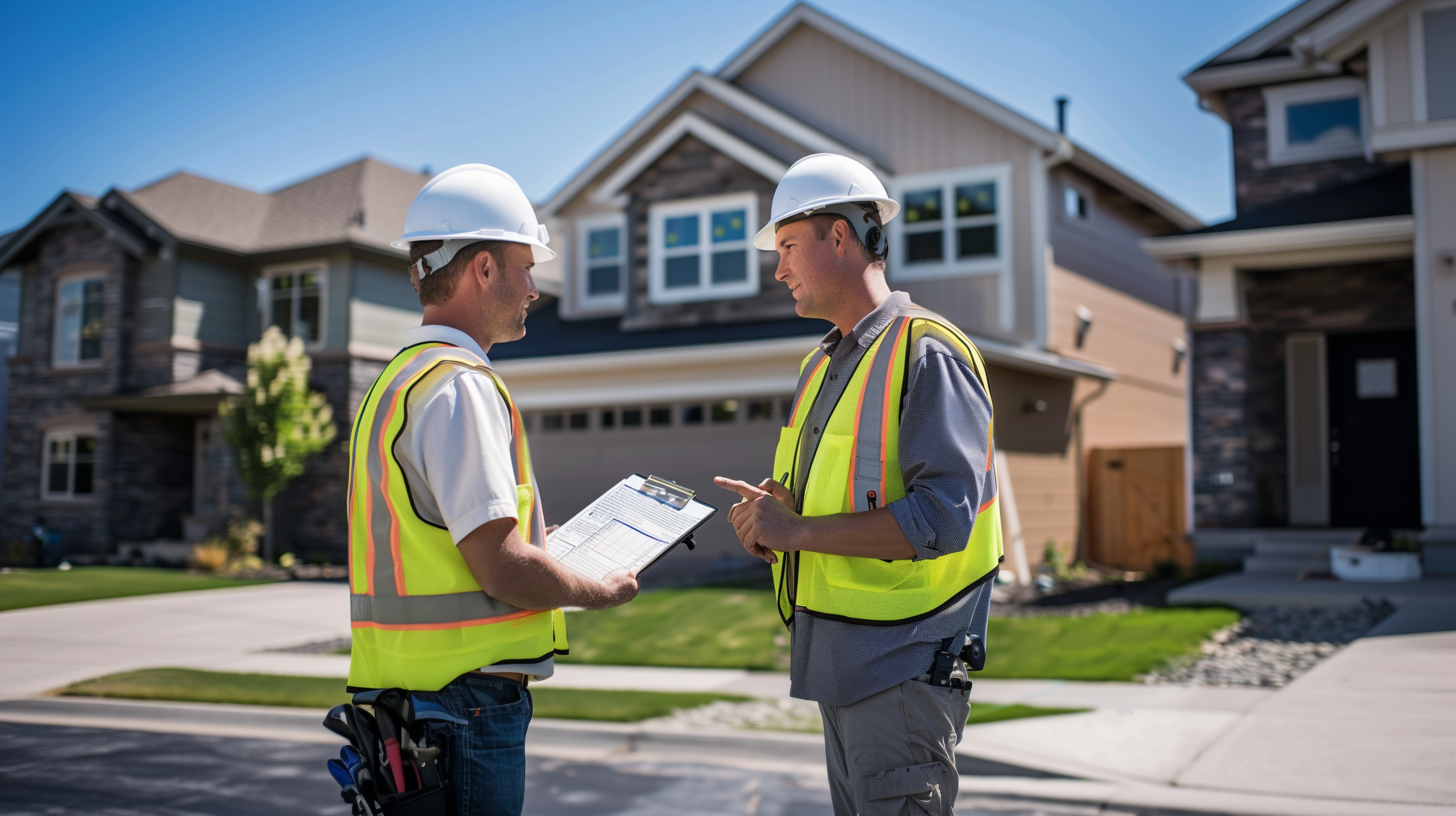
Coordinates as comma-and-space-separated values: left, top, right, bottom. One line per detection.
1327, 330, 1421, 528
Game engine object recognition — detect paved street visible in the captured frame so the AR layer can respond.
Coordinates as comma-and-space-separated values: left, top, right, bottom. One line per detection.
0, 722, 1119, 816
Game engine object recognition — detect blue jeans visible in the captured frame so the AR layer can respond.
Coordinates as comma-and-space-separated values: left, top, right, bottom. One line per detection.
413, 674, 532, 816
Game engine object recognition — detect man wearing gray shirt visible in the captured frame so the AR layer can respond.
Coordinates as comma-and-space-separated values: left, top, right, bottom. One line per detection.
717, 154, 1001, 816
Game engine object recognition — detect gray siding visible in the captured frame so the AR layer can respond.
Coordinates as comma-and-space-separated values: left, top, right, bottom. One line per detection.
1048, 165, 1191, 315
350, 257, 420, 350
731, 22, 1040, 342
175, 255, 250, 347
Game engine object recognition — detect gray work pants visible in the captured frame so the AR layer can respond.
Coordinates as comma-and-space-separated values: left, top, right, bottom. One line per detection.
818, 678, 970, 816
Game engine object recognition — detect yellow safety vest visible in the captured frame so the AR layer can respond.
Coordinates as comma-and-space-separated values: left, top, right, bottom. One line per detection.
770, 305, 1003, 625
347, 342, 566, 691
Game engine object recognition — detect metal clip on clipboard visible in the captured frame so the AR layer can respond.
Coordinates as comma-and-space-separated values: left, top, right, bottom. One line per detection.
636, 475, 695, 509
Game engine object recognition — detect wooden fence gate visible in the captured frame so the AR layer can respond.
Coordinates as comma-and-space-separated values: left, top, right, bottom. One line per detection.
1087, 446, 1191, 572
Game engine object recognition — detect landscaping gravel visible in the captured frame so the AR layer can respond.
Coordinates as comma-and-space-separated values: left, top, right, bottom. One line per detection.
644, 697, 824, 733
1144, 599, 1395, 688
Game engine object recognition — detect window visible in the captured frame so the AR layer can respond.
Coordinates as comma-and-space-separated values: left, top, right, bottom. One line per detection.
54, 274, 104, 366
541, 413, 565, 432
1064, 187, 1088, 220
600, 409, 616, 429
622, 408, 644, 428
0, 267, 20, 359
42, 431, 96, 499
681, 405, 705, 425
577, 214, 627, 310
264, 263, 326, 344
711, 399, 738, 424
747, 399, 775, 423
648, 193, 760, 304
888, 165, 1011, 282
1264, 79, 1366, 166
649, 406, 672, 427
1425, 8, 1456, 121
569, 411, 589, 430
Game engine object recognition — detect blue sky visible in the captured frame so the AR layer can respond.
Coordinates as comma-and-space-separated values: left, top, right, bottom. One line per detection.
0, 0, 1292, 233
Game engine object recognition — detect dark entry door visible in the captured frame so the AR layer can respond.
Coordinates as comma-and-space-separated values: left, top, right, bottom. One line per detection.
1327, 330, 1421, 528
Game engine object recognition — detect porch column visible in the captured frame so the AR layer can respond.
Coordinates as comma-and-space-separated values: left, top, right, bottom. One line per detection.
1413, 149, 1456, 572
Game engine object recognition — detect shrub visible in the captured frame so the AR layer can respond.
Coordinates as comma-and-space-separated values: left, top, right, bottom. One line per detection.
190, 541, 231, 573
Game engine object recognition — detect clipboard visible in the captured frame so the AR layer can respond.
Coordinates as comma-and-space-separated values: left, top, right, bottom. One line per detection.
545, 473, 718, 580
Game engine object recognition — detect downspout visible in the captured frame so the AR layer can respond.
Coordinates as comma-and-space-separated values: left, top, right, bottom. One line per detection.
1068, 376, 1111, 567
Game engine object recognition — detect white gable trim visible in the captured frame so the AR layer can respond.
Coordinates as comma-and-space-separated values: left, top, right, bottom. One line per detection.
590, 112, 788, 204
1296, 0, 1407, 61
1200, 0, 1347, 64
540, 71, 875, 216
716, 4, 1059, 151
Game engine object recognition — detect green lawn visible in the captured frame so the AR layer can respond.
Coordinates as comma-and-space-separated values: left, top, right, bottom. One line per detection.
59, 669, 750, 723
967, 703, 1087, 726
561, 588, 789, 670
0, 567, 272, 612
560, 588, 1236, 682
981, 608, 1240, 681
59, 668, 1083, 728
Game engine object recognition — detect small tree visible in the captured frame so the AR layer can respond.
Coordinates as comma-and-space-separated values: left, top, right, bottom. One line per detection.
220, 326, 337, 561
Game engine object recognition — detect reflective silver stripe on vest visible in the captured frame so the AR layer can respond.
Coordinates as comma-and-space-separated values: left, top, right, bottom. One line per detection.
850, 316, 909, 513
366, 348, 449, 598
363, 345, 530, 602
351, 591, 521, 625
790, 349, 828, 426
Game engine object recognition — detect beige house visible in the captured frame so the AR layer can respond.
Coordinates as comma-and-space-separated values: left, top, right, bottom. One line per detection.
1145, 0, 1456, 575
496, 4, 1201, 583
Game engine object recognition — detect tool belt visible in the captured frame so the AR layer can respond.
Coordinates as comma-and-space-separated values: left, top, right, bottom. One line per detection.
914, 634, 986, 691
322, 689, 449, 816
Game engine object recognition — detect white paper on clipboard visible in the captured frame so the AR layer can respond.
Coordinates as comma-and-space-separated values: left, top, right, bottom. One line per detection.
545, 474, 714, 581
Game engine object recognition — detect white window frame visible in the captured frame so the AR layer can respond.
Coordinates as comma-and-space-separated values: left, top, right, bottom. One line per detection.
261, 260, 328, 348
53, 270, 106, 368
1062, 182, 1092, 223
576, 213, 629, 311
887, 163, 1012, 283
1264, 78, 1368, 166
41, 428, 98, 501
647, 192, 760, 305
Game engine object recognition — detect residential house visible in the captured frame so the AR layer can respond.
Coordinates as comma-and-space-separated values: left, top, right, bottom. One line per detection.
500, 3, 1202, 583
0, 158, 431, 562
1143, 0, 1456, 575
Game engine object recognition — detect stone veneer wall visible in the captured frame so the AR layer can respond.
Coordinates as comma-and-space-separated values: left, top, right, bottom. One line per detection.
1192, 259, 1415, 528
270, 355, 386, 562
1, 224, 132, 556
620, 133, 792, 332
1226, 86, 1392, 214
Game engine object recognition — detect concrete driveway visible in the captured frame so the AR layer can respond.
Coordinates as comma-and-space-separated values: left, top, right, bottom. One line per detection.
0, 582, 349, 700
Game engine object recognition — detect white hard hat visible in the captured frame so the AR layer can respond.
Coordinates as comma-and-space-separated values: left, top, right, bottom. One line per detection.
753, 153, 900, 251
393, 164, 556, 275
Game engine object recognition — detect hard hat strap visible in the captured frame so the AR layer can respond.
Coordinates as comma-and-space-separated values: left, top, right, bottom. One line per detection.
415, 239, 479, 277
782, 202, 887, 257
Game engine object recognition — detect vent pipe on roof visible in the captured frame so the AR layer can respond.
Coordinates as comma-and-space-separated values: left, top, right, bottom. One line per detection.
1055, 96, 1069, 135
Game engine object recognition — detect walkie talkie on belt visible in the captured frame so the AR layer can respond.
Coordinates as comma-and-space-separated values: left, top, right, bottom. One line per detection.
922, 634, 986, 691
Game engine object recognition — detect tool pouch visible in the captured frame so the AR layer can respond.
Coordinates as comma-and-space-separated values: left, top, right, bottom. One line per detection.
375, 786, 448, 816
324, 688, 451, 816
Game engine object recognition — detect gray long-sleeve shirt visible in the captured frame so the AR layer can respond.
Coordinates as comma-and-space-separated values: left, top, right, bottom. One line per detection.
788, 292, 997, 706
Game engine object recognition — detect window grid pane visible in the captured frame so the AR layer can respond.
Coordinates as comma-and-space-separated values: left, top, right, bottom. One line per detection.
957, 225, 997, 259
902, 189, 942, 224
681, 405, 704, 425
587, 264, 621, 295
663, 215, 699, 248
56, 280, 83, 363
711, 210, 746, 243
711, 400, 738, 423
954, 183, 996, 217
587, 228, 620, 259
649, 406, 672, 427
1286, 97, 1361, 146
905, 230, 944, 263
664, 255, 700, 288
710, 250, 747, 284
79, 281, 104, 360
622, 408, 643, 427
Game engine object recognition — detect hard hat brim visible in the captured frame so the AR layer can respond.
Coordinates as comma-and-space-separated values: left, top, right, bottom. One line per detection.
752, 195, 900, 251
391, 231, 557, 263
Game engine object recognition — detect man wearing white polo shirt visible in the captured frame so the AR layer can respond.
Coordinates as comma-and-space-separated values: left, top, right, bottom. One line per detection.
346, 164, 638, 816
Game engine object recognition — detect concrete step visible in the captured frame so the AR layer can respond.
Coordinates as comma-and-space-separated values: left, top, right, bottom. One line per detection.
1242, 555, 1331, 576
1252, 541, 1338, 559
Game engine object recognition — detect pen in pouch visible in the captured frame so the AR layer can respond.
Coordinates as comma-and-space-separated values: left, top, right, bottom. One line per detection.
866, 490, 877, 510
